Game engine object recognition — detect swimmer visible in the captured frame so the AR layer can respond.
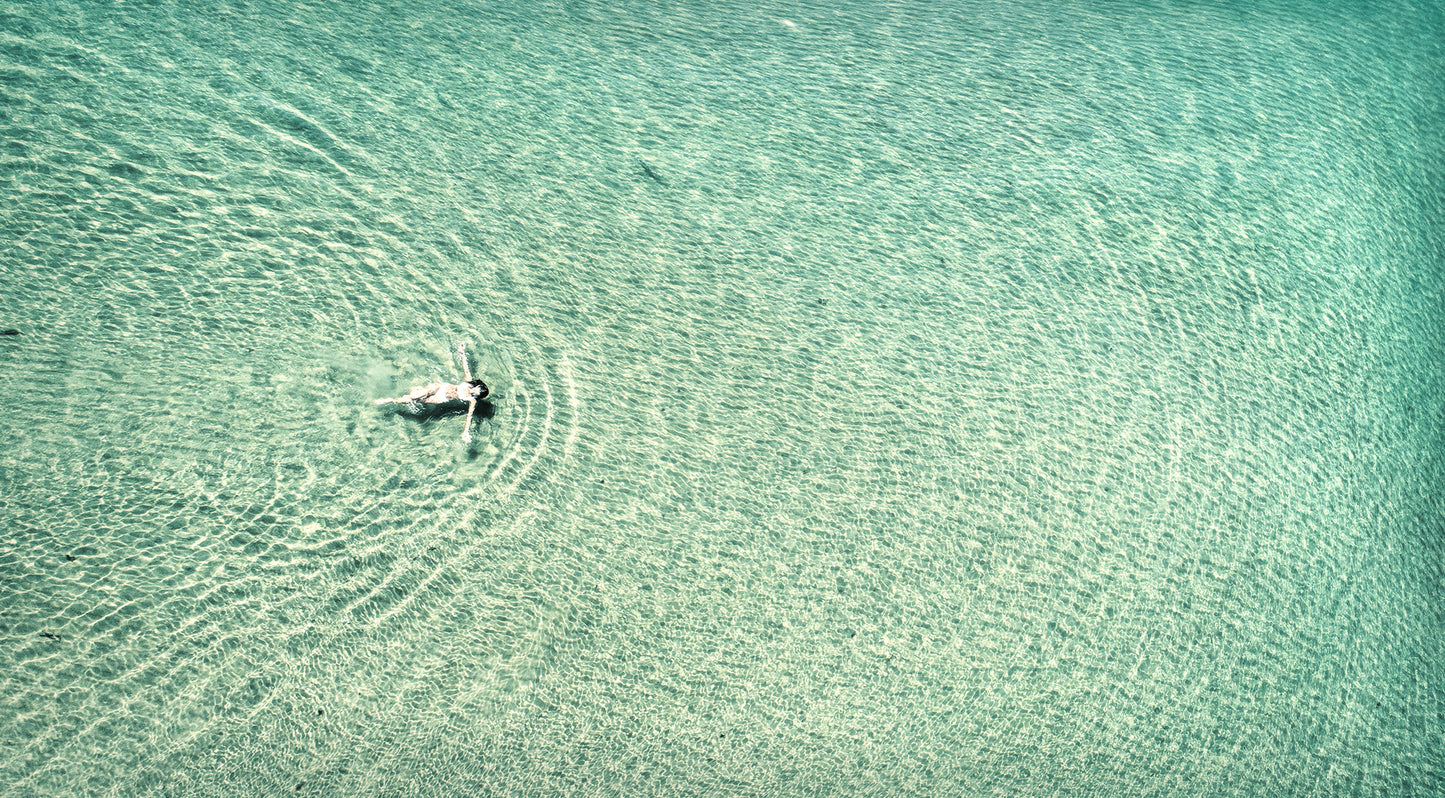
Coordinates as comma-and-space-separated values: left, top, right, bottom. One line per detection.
375, 342, 490, 443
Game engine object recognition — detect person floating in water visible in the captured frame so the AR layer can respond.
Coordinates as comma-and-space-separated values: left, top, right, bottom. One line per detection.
375, 342, 489, 443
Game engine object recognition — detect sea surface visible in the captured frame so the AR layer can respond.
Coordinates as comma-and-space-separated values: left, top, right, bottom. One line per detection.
1, 1, 1441, 795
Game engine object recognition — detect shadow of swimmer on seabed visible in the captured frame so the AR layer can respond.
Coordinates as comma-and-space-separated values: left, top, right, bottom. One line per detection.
374, 341, 491, 443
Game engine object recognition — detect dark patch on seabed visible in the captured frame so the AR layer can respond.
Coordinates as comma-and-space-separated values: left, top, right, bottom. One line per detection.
638, 159, 667, 185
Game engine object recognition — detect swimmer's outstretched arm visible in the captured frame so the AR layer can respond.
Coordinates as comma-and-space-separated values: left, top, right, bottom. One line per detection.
457, 341, 473, 381
462, 398, 477, 443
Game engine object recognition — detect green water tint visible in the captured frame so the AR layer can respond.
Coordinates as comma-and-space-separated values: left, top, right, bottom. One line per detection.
1, 1, 1441, 795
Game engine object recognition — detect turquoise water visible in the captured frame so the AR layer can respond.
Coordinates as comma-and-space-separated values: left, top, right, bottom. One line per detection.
1, 0, 1442, 794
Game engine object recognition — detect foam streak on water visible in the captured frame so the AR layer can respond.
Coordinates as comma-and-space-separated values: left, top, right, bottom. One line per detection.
0, 1, 1441, 795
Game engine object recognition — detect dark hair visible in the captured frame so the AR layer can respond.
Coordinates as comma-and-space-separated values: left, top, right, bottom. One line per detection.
468, 379, 489, 399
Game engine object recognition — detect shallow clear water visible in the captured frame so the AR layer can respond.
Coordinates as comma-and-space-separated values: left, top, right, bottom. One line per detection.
1, 1, 1441, 795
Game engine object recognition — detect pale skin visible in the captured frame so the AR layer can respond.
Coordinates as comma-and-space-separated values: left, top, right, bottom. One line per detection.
375, 342, 485, 443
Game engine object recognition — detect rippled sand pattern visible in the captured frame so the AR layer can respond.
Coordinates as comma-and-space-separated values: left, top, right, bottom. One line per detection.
1, 1, 1441, 795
